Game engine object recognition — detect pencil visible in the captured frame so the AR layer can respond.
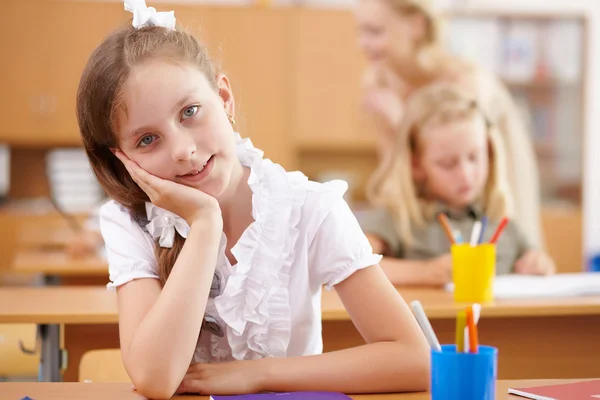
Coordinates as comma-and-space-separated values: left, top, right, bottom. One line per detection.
466, 306, 479, 353
455, 310, 466, 353
437, 213, 456, 245
489, 216, 509, 244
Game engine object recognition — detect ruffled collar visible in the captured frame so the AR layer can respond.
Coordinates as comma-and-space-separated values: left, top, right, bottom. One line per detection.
215, 132, 307, 360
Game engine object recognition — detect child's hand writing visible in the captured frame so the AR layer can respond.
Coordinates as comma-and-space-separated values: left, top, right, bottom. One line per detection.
115, 150, 222, 227
514, 250, 556, 275
175, 360, 265, 395
424, 253, 453, 286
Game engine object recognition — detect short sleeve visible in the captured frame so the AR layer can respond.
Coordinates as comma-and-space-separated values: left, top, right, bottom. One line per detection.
355, 207, 402, 257
308, 195, 383, 291
99, 201, 159, 290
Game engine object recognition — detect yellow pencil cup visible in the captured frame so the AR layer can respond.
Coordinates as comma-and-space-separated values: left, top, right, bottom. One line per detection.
451, 243, 496, 303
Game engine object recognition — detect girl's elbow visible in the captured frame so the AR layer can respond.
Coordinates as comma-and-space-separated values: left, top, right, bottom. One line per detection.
413, 352, 431, 392
395, 338, 430, 392
130, 369, 182, 400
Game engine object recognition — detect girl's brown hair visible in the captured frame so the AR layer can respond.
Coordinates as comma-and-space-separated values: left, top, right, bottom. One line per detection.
367, 82, 512, 248
76, 25, 218, 285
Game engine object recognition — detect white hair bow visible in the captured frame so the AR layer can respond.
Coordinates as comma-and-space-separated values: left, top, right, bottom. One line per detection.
124, 0, 176, 30
145, 203, 190, 248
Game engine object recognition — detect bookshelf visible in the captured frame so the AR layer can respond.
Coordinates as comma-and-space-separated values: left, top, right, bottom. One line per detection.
443, 12, 587, 207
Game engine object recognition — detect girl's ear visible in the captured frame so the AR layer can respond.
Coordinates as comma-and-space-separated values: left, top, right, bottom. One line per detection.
216, 73, 235, 119
411, 153, 425, 183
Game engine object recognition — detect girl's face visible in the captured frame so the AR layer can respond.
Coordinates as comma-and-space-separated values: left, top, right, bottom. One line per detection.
413, 117, 489, 210
115, 60, 238, 199
355, 0, 424, 70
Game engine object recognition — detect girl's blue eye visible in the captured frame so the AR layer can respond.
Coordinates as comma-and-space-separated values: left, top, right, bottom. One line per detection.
182, 105, 199, 120
139, 135, 156, 147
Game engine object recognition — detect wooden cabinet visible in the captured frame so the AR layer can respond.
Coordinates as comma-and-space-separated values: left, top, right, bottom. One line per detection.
0, 1, 128, 146
0, 2, 52, 144
292, 9, 376, 151
44, 1, 129, 144
1, 3, 296, 167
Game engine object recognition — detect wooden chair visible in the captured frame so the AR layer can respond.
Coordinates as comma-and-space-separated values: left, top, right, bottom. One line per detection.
78, 349, 129, 382
0, 324, 38, 379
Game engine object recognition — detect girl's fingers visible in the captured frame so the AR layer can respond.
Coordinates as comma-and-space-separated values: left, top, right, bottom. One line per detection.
114, 150, 160, 198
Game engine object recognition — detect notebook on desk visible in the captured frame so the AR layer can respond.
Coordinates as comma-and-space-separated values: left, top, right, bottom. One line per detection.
210, 393, 351, 400
508, 379, 600, 399
493, 273, 600, 299
445, 273, 600, 299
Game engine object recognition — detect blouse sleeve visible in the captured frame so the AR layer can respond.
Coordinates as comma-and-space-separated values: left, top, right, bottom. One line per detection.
99, 201, 159, 290
307, 182, 383, 291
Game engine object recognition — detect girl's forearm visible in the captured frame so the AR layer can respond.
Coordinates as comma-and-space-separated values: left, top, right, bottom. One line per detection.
126, 220, 220, 394
257, 341, 430, 394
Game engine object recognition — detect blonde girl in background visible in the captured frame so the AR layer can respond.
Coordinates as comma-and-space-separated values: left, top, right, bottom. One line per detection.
359, 83, 555, 286
75, 1, 429, 399
354, 0, 544, 249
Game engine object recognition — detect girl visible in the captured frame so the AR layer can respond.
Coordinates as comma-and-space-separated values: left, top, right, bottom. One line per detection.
360, 83, 555, 287
355, 0, 544, 250
76, 1, 429, 399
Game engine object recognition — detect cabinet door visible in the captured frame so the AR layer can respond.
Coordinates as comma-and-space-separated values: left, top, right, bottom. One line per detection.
292, 9, 376, 151
0, 1, 127, 145
0, 1, 51, 144
45, 1, 129, 144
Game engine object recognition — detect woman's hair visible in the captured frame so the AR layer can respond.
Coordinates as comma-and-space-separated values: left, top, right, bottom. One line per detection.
367, 83, 512, 248
76, 25, 219, 285
386, 0, 443, 67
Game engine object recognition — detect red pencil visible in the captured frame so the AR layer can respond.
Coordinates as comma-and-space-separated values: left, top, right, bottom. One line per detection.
489, 217, 509, 244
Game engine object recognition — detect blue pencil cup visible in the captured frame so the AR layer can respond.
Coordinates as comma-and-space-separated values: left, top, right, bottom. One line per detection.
431, 344, 497, 400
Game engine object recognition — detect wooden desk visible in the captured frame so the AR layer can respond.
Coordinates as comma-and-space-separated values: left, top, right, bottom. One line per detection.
7, 250, 108, 285
1, 286, 599, 382
322, 288, 600, 381
11, 250, 108, 278
0, 380, 590, 399
0, 287, 116, 382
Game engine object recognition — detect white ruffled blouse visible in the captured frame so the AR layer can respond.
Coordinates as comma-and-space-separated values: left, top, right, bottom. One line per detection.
99, 133, 382, 362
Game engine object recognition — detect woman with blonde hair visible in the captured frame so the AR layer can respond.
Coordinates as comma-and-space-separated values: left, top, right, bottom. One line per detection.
355, 0, 544, 248
358, 83, 554, 286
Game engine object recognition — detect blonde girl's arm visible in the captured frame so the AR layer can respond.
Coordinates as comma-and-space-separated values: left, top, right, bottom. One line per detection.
366, 233, 451, 287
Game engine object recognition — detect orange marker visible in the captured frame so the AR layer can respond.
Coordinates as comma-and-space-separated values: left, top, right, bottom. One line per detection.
437, 213, 456, 245
489, 217, 509, 244
466, 306, 479, 354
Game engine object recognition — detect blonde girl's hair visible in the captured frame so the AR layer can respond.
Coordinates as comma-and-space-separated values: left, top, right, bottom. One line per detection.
367, 83, 512, 248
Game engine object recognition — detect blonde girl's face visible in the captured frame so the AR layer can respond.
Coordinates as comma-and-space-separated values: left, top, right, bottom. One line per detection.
115, 60, 238, 199
414, 117, 489, 210
355, 0, 421, 69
